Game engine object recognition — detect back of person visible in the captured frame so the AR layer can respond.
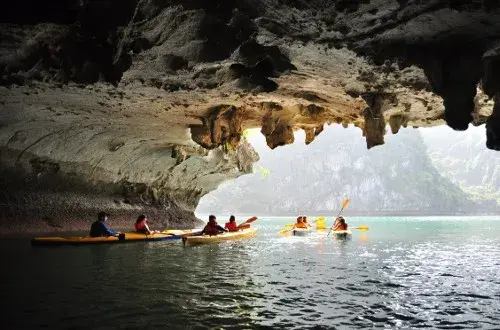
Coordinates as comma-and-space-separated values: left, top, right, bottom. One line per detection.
90, 221, 105, 237
202, 215, 227, 235
334, 217, 348, 231
225, 215, 238, 231
225, 221, 238, 231
135, 217, 147, 233
203, 222, 220, 235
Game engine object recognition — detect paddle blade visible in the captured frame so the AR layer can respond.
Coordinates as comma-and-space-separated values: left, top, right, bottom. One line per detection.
284, 224, 294, 228
313, 217, 325, 223
238, 216, 257, 228
342, 198, 350, 210
278, 229, 290, 235
355, 226, 369, 230
244, 216, 258, 224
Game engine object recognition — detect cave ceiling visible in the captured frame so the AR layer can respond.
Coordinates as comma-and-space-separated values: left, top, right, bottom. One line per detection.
1, 0, 499, 151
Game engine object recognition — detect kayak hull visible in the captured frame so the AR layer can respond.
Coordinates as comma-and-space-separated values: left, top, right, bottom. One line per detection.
332, 230, 353, 238
182, 228, 257, 246
31, 229, 201, 246
292, 228, 312, 236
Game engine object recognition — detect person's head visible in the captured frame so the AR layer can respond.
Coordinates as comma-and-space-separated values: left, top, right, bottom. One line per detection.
136, 214, 147, 224
303, 216, 308, 222
98, 211, 108, 222
209, 215, 216, 224
297, 216, 302, 223
229, 215, 235, 223
339, 217, 345, 224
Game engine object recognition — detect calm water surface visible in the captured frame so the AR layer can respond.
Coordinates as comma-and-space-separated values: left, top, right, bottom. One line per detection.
2, 216, 500, 329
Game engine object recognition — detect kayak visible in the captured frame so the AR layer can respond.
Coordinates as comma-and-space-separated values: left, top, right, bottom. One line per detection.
332, 230, 352, 238
292, 227, 312, 236
182, 228, 257, 246
31, 229, 201, 246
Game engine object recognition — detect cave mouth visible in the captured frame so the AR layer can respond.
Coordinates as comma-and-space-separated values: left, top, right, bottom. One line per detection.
196, 124, 499, 218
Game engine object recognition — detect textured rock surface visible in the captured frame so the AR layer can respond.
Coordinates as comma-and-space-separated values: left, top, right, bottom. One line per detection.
1, 0, 500, 233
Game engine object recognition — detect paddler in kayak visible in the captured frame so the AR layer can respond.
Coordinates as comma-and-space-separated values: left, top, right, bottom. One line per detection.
200, 215, 228, 235
135, 215, 159, 235
225, 215, 238, 232
333, 216, 348, 231
302, 216, 312, 228
90, 211, 121, 237
291, 216, 308, 230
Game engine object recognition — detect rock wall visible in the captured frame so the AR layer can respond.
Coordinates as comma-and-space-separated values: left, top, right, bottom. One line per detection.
1, 0, 500, 233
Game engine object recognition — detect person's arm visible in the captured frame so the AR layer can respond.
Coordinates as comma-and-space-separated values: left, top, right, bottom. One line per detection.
102, 222, 117, 236
144, 223, 152, 234
217, 224, 228, 232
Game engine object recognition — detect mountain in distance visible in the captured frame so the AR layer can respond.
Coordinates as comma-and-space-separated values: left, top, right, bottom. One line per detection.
197, 124, 497, 216
421, 125, 500, 210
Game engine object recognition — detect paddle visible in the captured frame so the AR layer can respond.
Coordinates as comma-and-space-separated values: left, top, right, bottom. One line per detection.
327, 198, 350, 237
353, 226, 369, 230
237, 216, 258, 229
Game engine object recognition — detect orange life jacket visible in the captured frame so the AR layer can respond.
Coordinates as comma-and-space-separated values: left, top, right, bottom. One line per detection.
334, 223, 348, 231
225, 221, 238, 231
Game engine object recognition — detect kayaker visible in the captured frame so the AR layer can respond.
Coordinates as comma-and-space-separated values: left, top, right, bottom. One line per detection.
135, 215, 158, 235
225, 215, 238, 231
200, 215, 228, 235
291, 216, 307, 229
302, 216, 312, 228
90, 211, 120, 237
333, 216, 348, 231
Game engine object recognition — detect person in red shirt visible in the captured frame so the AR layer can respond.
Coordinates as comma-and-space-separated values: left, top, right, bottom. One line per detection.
225, 215, 238, 231
135, 215, 158, 235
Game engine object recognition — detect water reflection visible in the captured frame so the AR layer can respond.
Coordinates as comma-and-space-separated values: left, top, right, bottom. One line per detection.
2, 217, 500, 329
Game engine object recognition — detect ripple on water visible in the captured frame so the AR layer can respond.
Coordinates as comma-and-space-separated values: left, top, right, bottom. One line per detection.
4, 217, 500, 329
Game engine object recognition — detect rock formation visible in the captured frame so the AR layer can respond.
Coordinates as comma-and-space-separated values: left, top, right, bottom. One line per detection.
1, 1, 499, 233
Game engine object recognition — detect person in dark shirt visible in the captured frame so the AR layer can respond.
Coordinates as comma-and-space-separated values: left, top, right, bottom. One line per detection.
90, 211, 119, 237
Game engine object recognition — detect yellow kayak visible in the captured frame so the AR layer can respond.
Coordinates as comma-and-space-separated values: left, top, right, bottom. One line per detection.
182, 228, 257, 246
31, 229, 201, 246
332, 230, 353, 238
292, 227, 312, 236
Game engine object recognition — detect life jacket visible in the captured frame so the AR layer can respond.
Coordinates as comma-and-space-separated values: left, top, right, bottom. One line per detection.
135, 220, 147, 232
294, 223, 308, 229
203, 223, 219, 235
334, 223, 348, 231
225, 221, 238, 231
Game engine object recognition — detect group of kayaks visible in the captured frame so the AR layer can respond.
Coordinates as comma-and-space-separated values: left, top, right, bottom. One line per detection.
30, 216, 356, 247
30, 225, 258, 247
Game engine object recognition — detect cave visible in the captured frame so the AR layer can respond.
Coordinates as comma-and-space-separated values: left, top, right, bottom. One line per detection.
1, 0, 500, 234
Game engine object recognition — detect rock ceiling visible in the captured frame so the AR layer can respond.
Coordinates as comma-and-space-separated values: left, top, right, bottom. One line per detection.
0, 0, 499, 232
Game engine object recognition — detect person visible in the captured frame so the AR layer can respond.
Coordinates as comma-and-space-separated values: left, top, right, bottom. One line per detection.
225, 215, 238, 231
90, 211, 119, 237
302, 216, 312, 228
333, 216, 348, 231
200, 215, 228, 235
292, 216, 307, 229
135, 215, 158, 235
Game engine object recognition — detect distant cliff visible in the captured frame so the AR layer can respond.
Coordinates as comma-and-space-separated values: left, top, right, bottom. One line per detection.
422, 125, 500, 211
198, 125, 487, 216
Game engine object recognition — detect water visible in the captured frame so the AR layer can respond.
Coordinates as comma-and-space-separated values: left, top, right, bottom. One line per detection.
2, 216, 500, 329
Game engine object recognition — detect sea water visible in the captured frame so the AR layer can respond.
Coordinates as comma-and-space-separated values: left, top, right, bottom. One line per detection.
2, 216, 500, 329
